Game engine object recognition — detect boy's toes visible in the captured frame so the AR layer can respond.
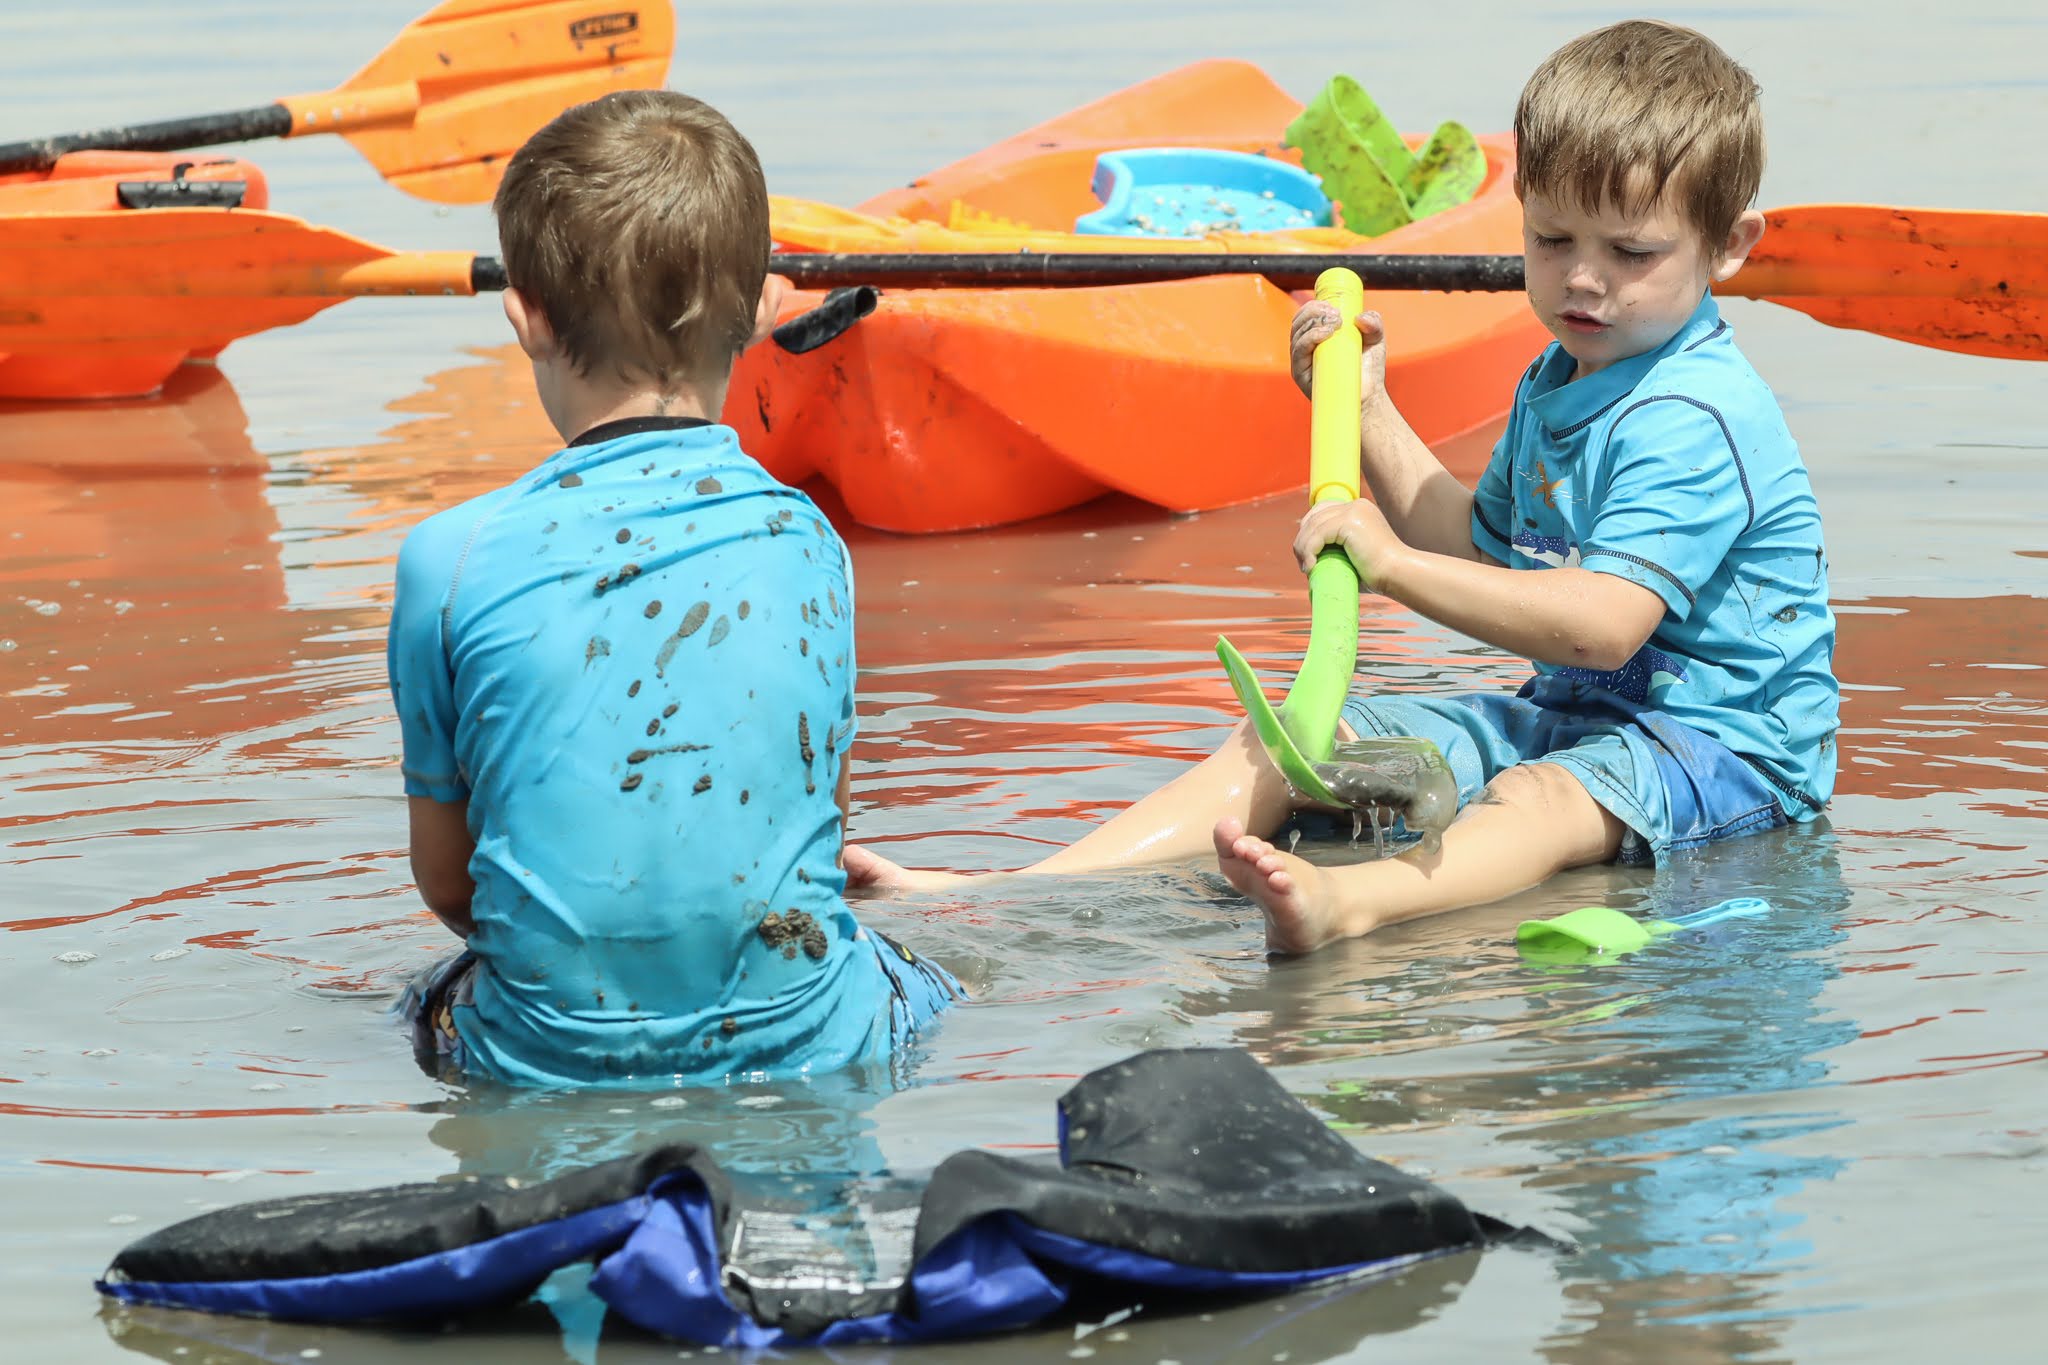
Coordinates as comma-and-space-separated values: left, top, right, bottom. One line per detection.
1212, 817, 1251, 863
1209, 819, 1342, 956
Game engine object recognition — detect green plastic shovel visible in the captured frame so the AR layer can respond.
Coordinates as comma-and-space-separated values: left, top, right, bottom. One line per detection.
1216, 267, 1365, 807
1514, 897, 1773, 965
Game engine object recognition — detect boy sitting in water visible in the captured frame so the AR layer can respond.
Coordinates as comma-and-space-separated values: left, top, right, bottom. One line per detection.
390, 91, 958, 1086
850, 21, 1838, 953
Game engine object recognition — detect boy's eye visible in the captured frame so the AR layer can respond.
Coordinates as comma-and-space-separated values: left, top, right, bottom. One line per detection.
1533, 234, 1569, 248
1614, 246, 1655, 262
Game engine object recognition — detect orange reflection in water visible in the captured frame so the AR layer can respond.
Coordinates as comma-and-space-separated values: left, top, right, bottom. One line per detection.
0, 368, 307, 745
4, 340, 2037, 828
838, 420, 1516, 770
0, 350, 552, 754
1835, 595, 2048, 801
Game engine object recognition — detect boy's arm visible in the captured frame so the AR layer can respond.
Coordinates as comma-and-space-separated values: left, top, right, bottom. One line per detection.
1305, 396, 1754, 668
1359, 397, 1497, 565
1299, 499, 1664, 669
1291, 303, 1497, 565
389, 511, 480, 940
1379, 547, 1664, 670
407, 796, 476, 939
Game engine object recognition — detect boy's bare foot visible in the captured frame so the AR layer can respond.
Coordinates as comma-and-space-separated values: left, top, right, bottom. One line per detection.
1211, 818, 1354, 954
842, 844, 970, 893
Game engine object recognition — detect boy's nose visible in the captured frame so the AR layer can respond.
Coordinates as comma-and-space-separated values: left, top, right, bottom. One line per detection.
1565, 259, 1604, 294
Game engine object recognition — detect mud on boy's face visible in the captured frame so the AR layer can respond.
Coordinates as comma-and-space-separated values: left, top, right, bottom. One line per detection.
1519, 187, 1739, 379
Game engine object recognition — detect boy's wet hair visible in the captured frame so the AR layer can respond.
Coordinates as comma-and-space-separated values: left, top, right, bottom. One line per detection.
493, 90, 770, 388
1514, 20, 1764, 248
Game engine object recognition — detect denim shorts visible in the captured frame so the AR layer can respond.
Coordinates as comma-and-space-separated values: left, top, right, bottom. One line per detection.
1341, 674, 1789, 866
397, 947, 478, 1082
867, 929, 962, 1046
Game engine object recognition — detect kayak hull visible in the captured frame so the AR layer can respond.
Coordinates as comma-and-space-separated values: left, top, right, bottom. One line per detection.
726, 60, 1545, 533
0, 152, 270, 401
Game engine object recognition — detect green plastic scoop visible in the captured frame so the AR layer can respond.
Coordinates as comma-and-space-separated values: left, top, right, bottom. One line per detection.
1514, 897, 1772, 965
1216, 267, 1365, 808
1283, 75, 1487, 236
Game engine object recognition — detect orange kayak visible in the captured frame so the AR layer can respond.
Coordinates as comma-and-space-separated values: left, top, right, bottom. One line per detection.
0, 151, 277, 401
726, 60, 1546, 533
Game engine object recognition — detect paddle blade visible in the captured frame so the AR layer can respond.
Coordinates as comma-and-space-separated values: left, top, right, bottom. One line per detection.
0, 211, 341, 396
298, 0, 676, 203
1731, 205, 2048, 361
0, 209, 478, 396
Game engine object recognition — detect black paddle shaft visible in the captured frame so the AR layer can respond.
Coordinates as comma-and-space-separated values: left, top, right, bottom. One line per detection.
467, 253, 1527, 294
0, 104, 293, 175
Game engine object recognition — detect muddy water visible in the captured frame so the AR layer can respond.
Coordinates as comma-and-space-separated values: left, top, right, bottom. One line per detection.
4, 1, 2047, 1361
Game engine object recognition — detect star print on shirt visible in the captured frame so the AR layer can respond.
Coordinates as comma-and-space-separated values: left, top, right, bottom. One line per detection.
1512, 530, 1581, 569
1534, 460, 1566, 510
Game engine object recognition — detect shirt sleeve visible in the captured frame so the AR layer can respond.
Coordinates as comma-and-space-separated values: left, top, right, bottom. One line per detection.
1470, 429, 1515, 562
387, 512, 473, 803
1581, 395, 1752, 622
1469, 365, 1532, 561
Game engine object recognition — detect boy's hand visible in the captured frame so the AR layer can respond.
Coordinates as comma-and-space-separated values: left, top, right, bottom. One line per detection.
1290, 302, 1388, 419
1295, 498, 1405, 587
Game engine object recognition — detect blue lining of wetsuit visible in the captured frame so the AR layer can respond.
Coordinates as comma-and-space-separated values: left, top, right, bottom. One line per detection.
98, 1196, 650, 1321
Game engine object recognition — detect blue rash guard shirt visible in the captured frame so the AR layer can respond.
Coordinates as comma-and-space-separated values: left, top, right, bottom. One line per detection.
1469, 292, 1839, 816
388, 417, 949, 1086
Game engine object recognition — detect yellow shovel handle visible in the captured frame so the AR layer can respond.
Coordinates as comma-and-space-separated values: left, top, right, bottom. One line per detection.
1307, 268, 1364, 507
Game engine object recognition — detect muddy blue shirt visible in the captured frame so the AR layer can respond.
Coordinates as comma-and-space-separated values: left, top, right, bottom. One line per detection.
389, 418, 911, 1086
1470, 293, 1838, 815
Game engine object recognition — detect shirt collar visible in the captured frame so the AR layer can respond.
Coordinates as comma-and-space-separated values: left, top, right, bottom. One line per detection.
1526, 292, 1724, 438
567, 414, 715, 448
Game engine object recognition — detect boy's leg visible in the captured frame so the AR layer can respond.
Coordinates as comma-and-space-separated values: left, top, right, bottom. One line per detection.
1215, 760, 1626, 954
847, 718, 1307, 888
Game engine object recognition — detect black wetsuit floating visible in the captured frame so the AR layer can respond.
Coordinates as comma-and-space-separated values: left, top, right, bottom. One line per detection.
97, 1048, 1559, 1349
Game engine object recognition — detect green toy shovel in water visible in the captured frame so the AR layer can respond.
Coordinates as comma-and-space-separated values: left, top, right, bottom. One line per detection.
1514, 897, 1773, 965
1216, 267, 1366, 808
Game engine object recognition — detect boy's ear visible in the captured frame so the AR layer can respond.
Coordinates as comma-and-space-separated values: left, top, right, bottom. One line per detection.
749, 274, 791, 349
502, 287, 560, 362
1711, 209, 1768, 283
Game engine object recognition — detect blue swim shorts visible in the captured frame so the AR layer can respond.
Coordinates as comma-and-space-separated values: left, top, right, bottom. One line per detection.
1341, 674, 1789, 866
397, 931, 960, 1085
866, 929, 963, 1045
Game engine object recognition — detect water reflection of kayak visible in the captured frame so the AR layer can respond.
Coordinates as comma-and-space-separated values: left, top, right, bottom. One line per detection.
0, 366, 304, 744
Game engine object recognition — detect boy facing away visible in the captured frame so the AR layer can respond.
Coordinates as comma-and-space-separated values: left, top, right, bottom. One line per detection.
390, 92, 957, 1087
850, 21, 1839, 952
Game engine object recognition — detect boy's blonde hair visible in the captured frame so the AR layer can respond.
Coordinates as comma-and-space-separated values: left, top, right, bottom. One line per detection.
493, 90, 770, 388
1514, 20, 1764, 248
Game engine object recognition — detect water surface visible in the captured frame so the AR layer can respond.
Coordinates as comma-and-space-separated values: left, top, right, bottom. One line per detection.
4, 2, 2046, 1361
